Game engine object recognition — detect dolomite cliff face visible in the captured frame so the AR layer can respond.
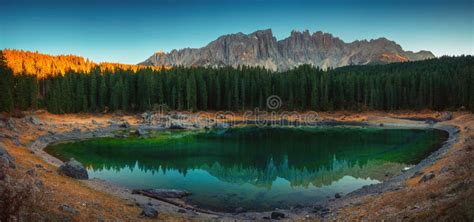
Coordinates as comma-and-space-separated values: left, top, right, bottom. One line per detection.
141, 29, 435, 71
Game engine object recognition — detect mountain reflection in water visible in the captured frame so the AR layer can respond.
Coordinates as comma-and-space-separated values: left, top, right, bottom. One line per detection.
46, 126, 448, 211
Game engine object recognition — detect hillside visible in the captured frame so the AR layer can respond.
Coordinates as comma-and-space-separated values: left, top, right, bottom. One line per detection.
1, 49, 163, 78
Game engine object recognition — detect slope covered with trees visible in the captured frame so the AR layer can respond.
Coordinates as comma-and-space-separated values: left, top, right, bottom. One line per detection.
0, 50, 473, 114
1, 49, 163, 78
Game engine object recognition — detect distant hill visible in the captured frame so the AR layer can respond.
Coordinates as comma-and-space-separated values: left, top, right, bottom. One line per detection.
1, 49, 163, 78
140, 29, 435, 71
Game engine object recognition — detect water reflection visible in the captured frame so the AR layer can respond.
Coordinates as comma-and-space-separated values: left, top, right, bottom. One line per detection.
46, 126, 447, 211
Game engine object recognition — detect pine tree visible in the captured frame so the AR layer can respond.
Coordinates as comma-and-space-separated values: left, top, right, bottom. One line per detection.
89, 70, 98, 111
98, 76, 107, 112
0, 56, 14, 112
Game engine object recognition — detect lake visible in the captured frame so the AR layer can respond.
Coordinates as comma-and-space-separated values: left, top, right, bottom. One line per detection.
45, 126, 448, 212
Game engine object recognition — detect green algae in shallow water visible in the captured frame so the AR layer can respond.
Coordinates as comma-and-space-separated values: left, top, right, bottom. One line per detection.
45, 126, 448, 212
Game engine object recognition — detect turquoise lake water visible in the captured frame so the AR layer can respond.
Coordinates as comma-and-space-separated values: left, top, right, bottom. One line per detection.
45, 126, 448, 211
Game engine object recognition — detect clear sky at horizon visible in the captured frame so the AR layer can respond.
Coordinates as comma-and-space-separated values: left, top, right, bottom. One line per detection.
1, 0, 472, 64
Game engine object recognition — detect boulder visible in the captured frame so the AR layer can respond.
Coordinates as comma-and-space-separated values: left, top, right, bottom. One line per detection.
0, 143, 15, 168
35, 179, 44, 188
58, 159, 88, 179
234, 207, 246, 214
169, 121, 187, 130
141, 112, 152, 123
271, 212, 285, 220
6, 119, 17, 132
334, 193, 341, 198
28, 116, 43, 125
72, 128, 81, 134
109, 119, 131, 128
419, 172, 435, 183
140, 206, 158, 218
135, 129, 149, 136
26, 169, 37, 177
439, 167, 450, 174
171, 113, 188, 120
214, 122, 230, 129
58, 204, 78, 214
0, 170, 6, 180
120, 121, 131, 128
439, 112, 453, 121
132, 189, 190, 199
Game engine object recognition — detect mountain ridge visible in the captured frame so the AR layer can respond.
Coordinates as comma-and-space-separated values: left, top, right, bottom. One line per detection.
140, 29, 435, 70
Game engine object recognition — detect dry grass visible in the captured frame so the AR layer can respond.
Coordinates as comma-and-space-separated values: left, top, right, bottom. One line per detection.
333, 112, 474, 221
0, 110, 473, 221
0, 165, 44, 222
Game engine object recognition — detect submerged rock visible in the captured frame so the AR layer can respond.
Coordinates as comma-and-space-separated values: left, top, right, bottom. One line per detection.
401, 166, 411, 173
214, 122, 230, 129
58, 159, 88, 179
234, 207, 246, 214
132, 189, 190, 199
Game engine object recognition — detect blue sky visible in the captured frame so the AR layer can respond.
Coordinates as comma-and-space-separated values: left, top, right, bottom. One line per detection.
1, 0, 472, 64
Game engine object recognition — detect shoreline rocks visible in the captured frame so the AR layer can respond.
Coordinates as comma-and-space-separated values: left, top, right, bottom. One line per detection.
0, 142, 15, 169
132, 189, 191, 199
271, 211, 285, 219
28, 116, 43, 126
419, 172, 435, 183
140, 206, 158, 218
20, 114, 462, 220
58, 204, 78, 214
58, 159, 88, 180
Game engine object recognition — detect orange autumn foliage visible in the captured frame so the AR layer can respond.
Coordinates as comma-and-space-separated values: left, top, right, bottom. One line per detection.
380, 53, 409, 63
1, 49, 164, 78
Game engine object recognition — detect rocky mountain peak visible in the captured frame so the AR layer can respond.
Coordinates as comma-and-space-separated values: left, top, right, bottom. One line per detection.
140, 29, 435, 71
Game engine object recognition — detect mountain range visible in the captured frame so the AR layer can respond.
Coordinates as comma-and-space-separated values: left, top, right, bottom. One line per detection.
140, 29, 435, 71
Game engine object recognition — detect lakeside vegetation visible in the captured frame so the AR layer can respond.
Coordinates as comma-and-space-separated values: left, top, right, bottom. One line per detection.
0, 50, 473, 113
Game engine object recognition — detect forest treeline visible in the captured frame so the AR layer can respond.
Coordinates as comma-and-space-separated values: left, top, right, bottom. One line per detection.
1, 49, 163, 78
0, 51, 473, 114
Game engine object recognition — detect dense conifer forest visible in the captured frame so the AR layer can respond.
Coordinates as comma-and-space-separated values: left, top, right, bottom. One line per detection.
0, 51, 473, 113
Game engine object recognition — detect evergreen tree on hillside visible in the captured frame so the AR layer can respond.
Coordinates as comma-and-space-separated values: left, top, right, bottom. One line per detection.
89, 69, 99, 112
98, 76, 107, 112
0, 52, 14, 112
1, 55, 472, 114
